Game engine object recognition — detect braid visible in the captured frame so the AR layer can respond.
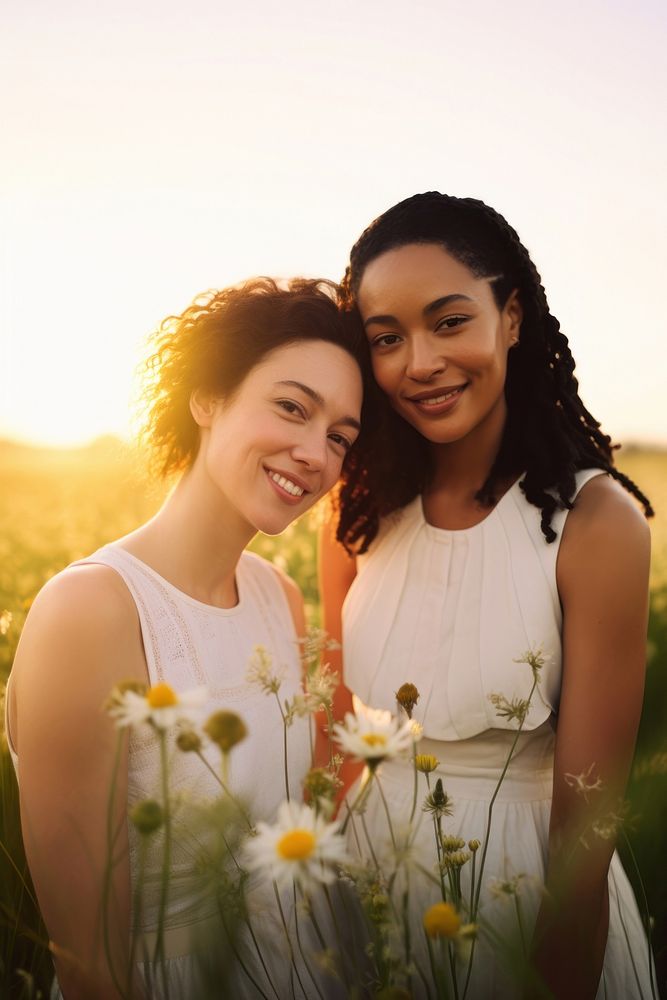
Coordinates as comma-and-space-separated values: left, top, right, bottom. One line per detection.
337, 192, 653, 552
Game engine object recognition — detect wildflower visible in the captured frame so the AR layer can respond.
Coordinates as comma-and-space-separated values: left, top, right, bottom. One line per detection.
0, 610, 12, 636
410, 720, 424, 740
514, 647, 546, 685
246, 644, 284, 694
592, 811, 625, 841
441, 835, 466, 852
456, 922, 478, 962
333, 704, 418, 770
440, 850, 471, 870
283, 691, 319, 725
423, 902, 461, 940
244, 801, 347, 891
415, 753, 439, 774
564, 763, 603, 802
488, 692, 530, 727
422, 778, 453, 819
468, 839, 481, 852
104, 678, 147, 711
130, 799, 164, 836
204, 710, 247, 752
303, 767, 341, 812
298, 628, 340, 667
488, 874, 527, 899
395, 682, 420, 718
107, 681, 207, 731
304, 662, 339, 710
176, 728, 202, 753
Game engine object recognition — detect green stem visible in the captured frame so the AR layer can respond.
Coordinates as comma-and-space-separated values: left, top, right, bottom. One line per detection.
102, 728, 128, 999
273, 693, 290, 801
272, 881, 307, 998
194, 750, 253, 830
153, 730, 171, 1000
620, 828, 657, 1000
409, 739, 419, 824
321, 883, 353, 992
217, 900, 272, 1000
126, 837, 147, 997
373, 772, 397, 851
340, 768, 372, 836
471, 677, 537, 919
291, 884, 326, 1000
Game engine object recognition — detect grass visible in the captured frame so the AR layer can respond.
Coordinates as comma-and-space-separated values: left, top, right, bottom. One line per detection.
0, 437, 665, 996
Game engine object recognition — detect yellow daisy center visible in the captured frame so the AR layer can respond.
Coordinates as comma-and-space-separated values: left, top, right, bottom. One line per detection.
276, 829, 317, 861
423, 902, 461, 939
361, 733, 387, 748
147, 682, 178, 709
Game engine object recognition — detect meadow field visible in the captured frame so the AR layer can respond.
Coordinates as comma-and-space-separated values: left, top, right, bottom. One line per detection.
0, 437, 665, 997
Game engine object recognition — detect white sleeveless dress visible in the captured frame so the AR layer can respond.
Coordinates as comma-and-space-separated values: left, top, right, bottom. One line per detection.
343, 471, 654, 999
7, 545, 321, 998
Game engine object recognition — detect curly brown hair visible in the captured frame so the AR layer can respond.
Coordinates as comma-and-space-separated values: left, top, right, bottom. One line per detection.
140, 276, 367, 477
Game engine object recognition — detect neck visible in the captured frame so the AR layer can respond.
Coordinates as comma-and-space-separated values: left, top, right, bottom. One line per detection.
428, 397, 508, 498
120, 459, 256, 609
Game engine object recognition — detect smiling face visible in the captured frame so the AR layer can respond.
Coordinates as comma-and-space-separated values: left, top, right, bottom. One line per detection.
356, 243, 522, 451
192, 339, 362, 537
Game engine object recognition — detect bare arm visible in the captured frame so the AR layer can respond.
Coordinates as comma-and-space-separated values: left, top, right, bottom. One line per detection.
11, 566, 148, 998
317, 517, 363, 790
530, 476, 650, 999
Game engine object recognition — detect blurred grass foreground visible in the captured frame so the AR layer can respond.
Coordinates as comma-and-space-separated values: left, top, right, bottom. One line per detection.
0, 436, 666, 997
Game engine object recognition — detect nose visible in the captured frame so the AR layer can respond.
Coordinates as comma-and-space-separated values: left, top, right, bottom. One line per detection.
405, 335, 446, 382
291, 428, 327, 473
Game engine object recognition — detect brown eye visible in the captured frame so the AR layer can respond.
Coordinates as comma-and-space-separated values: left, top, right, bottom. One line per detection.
371, 333, 402, 349
436, 315, 467, 332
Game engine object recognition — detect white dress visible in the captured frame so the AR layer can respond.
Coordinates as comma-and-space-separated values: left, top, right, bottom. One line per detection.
343, 471, 654, 998
7, 545, 326, 999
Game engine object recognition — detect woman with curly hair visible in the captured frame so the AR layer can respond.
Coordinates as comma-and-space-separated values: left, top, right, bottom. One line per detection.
7, 277, 363, 998
320, 193, 654, 998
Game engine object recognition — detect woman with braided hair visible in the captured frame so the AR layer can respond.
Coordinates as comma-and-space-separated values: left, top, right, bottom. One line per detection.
320, 193, 654, 998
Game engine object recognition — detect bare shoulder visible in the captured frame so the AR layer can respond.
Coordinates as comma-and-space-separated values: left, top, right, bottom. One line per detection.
558, 473, 651, 593
13, 561, 144, 698
564, 473, 650, 546
21, 562, 138, 642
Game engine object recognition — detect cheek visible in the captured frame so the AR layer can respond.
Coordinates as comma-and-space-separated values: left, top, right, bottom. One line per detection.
371, 354, 400, 395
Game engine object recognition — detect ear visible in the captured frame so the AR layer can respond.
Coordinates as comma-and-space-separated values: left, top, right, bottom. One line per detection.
503, 289, 523, 347
189, 388, 219, 428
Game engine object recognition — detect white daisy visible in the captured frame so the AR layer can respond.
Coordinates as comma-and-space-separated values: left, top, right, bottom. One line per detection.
333, 702, 420, 767
244, 801, 348, 891
107, 681, 208, 731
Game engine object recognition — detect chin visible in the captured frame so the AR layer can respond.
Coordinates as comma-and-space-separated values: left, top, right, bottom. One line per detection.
252, 514, 298, 537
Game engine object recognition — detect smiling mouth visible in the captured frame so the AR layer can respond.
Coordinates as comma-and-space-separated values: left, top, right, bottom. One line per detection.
265, 467, 308, 499
406, 384, 468, 409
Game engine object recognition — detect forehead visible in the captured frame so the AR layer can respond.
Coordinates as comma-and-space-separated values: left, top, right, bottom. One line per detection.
358, 243, 487, 313
251, 339, 362, 401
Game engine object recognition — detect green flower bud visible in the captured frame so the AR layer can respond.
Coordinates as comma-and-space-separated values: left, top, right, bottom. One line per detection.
204, 710, 248, 752
130, 799, 163, 836
176, 728, 202, 753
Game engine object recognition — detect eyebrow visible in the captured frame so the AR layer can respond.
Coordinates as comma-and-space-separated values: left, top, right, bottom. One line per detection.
364, 293, 475, 329
276, 380, 361, 431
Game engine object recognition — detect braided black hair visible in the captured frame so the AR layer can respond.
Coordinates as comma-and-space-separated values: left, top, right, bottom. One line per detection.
337, 192, 653, 552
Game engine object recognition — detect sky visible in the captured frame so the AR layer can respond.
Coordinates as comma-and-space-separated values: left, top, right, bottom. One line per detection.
2, 0, 666, 447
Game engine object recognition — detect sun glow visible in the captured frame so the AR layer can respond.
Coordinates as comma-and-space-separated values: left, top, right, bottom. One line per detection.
2, 0, 666, 448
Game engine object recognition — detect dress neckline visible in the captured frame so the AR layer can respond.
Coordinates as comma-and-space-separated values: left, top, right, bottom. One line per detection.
418, 475, 524, 537
104, 545, 246, 616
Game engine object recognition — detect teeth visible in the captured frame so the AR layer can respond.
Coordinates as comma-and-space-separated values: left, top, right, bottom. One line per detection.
269, 471, 304, 497
419, 388, 461, 406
